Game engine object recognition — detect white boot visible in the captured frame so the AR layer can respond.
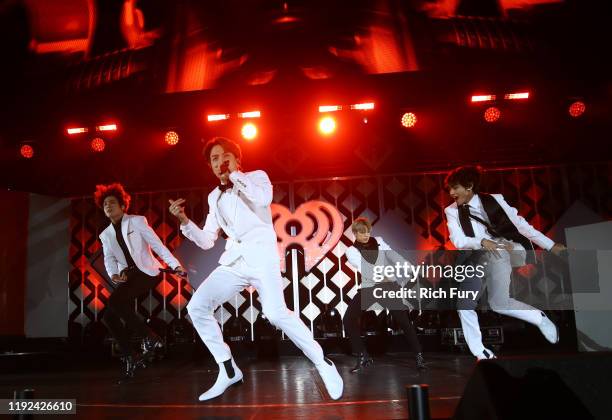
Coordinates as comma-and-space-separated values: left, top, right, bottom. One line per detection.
538, 312, 559, 344
198, 358, 243, 401
316, 357, 343, 400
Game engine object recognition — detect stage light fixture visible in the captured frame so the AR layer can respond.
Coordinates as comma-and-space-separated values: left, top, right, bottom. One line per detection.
401, 112, 417, 128
241, 123, 257, 140
484, 107, 501, 123
91, 137, 106, 152
20, 144, 34, 159
207, 114, 230, 122
318, 116, 336, 135
96, 124, 118, 132
318, 105, 342, 113
66, 127, 88, 135
238, 111, 261, 119
350, 102, 375, 110
504, 92, 530, 100
165, 131, 179, 146
568, 101, 586, 118
471, 95, 496, 103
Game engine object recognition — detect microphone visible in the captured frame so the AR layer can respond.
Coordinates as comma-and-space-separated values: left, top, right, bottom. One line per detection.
220, 160, 230, 174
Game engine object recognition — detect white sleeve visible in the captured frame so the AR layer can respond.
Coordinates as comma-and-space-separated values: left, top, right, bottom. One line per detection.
180, 200, 220, 251
229, 170, 273, 207
445, 207, 483, 250
493, 195, 555, 250
135, 216, 181, 269
345, 246, 362, 273
101, 235, 119, 278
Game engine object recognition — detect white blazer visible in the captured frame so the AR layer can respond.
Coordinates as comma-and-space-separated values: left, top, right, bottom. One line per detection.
345, 236, 415, 289
99, 214, 180, 278
180, 170, 279, 268
444, 193, 555, 251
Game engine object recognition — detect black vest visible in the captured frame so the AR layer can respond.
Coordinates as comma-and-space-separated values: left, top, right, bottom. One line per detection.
459, 193, 536, 264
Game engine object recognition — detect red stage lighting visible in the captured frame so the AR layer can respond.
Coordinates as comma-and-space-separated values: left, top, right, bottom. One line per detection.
241, 123, 258, 140
20, 144, 34, 159
350, 102, 375, 110
471, 95, 495, 103
165, 131, 179, 146
318, 116, 336, 135
238, 111, 261, 119
66, 127, 88, 135
96, 123, 118, 132
484, 107, 501, 123
504, 92, 530, 100
207, 114, 230, 122
401, 112, 417, 128
318, 105, 342, 113
568, 101, 586, 118
91, 137, 106, 152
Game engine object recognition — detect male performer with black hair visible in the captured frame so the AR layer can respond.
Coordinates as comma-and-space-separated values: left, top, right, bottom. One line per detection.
344, 217, 426, 372
444, 166, 566, 360
96, 183, 185, 380
168, 137, 343, 401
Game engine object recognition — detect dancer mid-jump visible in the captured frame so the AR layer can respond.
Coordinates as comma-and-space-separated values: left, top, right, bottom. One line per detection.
169, 137, 343, 401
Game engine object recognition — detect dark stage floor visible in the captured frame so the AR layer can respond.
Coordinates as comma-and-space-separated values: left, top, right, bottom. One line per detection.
1, 352, 477, 419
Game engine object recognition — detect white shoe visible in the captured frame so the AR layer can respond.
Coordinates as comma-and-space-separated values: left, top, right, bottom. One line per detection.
538, 312, 559, 344
198, 359, 243, 401
477, 348, 497, 361
316, 357, 343, 400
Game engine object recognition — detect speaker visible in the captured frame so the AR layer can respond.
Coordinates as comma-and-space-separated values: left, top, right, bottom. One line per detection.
453, 353, 612, 420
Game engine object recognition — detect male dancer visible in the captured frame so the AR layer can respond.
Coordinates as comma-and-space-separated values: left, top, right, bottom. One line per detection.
344, 218, 426, 372
444, 166, 566, 360
168, 137, 343, 401
96, 183, 185, 380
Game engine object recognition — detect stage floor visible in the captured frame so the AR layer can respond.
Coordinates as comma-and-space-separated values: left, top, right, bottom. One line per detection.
0, 352, 479, 419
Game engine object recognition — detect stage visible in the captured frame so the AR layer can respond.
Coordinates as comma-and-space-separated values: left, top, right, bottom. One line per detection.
1, 352, 474, 419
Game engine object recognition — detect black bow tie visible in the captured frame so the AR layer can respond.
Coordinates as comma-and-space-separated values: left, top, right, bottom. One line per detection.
219, 181, 233, 192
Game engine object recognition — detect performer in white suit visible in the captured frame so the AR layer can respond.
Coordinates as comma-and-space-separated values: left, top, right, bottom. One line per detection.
168, 137, 343, 401
443, 166, 566, 360
344, 218, 426, 372
96, 183, 184, 380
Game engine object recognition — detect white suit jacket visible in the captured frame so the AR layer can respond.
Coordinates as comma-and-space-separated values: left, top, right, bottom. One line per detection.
345, 236, 415, 289
99, 214, 180, 278
180, 170, 279, 268
444, 193, 555, 251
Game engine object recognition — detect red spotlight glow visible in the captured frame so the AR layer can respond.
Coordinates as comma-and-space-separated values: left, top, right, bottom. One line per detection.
350, 102, 375, 110
96, 124, 118, 132
20, 144, 34, 159
401, 112, 417, 128
568, 101, 586, 118
504, 92, 530, 100
484, 107, 501, 123
471, 95, 496, 103
318, 105, 342, 113
318, 116, 336, 135
66, 127, 88, 135
241, 123, 258, 140
207, 114, 230, 122
238, 111, 261, 119
91, 137, 106, 152
165, 131, 179, 146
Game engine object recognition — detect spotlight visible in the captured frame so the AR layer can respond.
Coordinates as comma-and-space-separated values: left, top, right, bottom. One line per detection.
401, 112, 417, 128
238, 111, 261, 119
165, 131, 179, 146
91, 137, 106, 152
484, 107, 501, 123
471, 95, 496, 103
350, 102, 375, 110
318, 105, 342, 113
96, 123, 118, 132
504, 92, 530, 100
20, 144, 34, 159
66, 127, 88, 135
207, 114, 230, 122
241, 123, 257, 140
568, 101, 586, 118
318, 116, 336, 135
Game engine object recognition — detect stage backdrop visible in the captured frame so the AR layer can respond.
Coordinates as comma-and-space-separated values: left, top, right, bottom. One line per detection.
68, 163, 612, 340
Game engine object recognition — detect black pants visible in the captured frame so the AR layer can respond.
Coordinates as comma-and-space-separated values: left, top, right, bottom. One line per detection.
102, 269, 157, 356
344, 289, 422, 354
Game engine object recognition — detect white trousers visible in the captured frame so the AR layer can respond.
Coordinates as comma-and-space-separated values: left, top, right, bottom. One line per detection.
187, 257, 325, 365
459, 247, 543, 357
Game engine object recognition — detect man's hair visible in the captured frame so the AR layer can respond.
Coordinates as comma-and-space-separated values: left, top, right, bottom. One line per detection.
444, 165, 483, 192
94, 183, 131, 211
202, 137, 242, 165
351, 217, 372, 233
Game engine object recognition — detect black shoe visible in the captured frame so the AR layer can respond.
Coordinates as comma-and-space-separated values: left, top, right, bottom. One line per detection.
142, 335, 165, 361
118, 353, 147, 384
416, 352, 427, 370
351, 352, 373, 373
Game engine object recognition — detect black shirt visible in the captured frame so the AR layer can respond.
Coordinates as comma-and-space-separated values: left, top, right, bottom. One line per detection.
353, 237, 380, 265
113, 217, 137, 269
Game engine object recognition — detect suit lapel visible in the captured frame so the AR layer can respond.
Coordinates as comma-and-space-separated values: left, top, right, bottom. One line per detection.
121, 215, 133, 255
213, 189, 230, 233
